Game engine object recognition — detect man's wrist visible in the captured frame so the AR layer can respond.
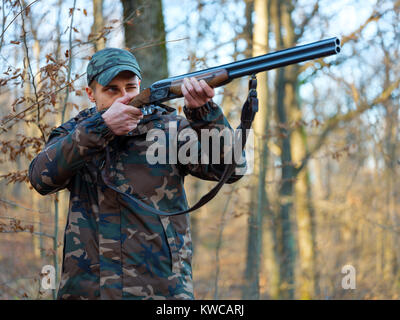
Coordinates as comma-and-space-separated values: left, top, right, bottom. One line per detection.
183, 100, 218, 121
84, 110, 115, 140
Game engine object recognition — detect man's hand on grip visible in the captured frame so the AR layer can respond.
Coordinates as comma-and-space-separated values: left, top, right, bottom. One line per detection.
102, 93, 143, 136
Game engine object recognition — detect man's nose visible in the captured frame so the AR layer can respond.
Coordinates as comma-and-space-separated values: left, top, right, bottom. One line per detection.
120, 88, 127, 96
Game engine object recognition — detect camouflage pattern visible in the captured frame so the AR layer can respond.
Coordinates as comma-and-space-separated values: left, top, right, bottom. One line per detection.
29, 101, 245, 300
87, 48, 142, 86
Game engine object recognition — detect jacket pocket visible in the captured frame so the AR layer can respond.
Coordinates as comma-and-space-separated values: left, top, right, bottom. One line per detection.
159, 216, 181, 274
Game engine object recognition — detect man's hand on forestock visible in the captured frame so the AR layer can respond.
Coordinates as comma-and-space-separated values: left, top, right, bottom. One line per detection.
181, 77, 215, 108
102, 94, 143, 136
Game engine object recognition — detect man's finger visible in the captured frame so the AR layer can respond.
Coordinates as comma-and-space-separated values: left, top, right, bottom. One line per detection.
115, 93, 136, 105
183, 78, 202, 101
182, 83, 202, 107
190, 77, 204, 95
124, 105, 143, 118
190, 77, 213, 101
199, 80, 215, 98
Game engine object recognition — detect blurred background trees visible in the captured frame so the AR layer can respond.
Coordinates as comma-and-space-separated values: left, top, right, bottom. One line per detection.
0, 0, 399, 299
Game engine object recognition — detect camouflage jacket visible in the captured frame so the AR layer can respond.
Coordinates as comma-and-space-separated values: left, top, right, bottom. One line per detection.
29, 101, 245, 300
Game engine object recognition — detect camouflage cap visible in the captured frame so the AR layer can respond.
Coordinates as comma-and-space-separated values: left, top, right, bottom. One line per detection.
87, 48, 142, 86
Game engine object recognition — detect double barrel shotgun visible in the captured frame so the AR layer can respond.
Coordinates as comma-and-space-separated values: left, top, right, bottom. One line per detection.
128, 37, 341, 110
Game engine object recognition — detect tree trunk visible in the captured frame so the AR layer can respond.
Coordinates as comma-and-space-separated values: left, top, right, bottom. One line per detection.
281, 1, 317, 299
384, 98, 400, 288
121, 0, 168, 88
271, 0, 296, 299
91, 0, 106, 51
242, 0, 271, 300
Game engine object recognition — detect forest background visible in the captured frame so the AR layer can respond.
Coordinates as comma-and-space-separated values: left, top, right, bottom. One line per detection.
0, 0, 399, 300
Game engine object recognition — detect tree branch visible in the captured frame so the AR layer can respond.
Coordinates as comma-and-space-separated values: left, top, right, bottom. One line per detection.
295, 1, 319, 42
295, 78, 400, 174
0, 229, 55, 239
61, 0, 76, 124
0, 0, 40, 45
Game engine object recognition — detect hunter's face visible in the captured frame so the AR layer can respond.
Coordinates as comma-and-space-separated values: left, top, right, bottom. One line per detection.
86, 70, 141, 111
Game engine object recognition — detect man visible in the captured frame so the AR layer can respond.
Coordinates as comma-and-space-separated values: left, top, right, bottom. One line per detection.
29, 48, 244, 299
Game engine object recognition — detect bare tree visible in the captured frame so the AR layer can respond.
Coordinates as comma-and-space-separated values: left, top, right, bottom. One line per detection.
120, 0, 168, 88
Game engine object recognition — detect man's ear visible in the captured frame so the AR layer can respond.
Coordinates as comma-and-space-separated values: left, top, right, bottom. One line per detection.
85, 86, 96, 103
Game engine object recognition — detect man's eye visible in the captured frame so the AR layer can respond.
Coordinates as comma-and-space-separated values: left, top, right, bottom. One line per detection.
127, 87, 137, 90
107, 87, 118, 92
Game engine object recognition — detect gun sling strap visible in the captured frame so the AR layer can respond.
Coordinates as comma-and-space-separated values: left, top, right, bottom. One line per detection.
102, 75, 259, 216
